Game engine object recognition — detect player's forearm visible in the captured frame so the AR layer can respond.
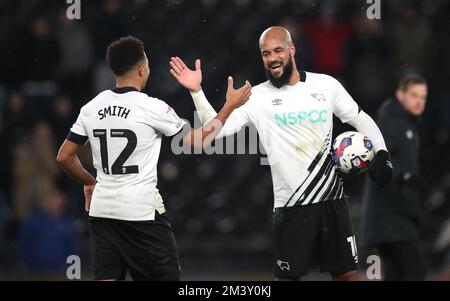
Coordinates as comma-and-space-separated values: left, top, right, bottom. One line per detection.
347, 110, 387, 152
190, 89, 246, 140
190, 89, 217, 123
184, 103, 235, 148
57, 155, 96, 186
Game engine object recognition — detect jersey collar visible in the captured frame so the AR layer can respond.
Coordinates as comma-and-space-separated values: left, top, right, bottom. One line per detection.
299, 70, 306, 82
111, 86, 139, 94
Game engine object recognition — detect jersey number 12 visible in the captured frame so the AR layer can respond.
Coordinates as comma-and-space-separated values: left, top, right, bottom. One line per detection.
93, 129, 139, 175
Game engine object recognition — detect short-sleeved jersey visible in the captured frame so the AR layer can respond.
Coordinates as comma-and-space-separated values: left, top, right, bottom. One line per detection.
216, 71, 359, 209
68, 87, 185, 220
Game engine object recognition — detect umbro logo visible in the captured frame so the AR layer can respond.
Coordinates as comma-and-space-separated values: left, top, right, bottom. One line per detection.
271, 98, 283, 106
311, 93, 326, 102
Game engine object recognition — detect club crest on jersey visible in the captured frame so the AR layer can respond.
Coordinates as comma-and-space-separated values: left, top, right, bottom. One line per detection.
311, 93, 326, 102
276, 260, 290, 271
271, 98, 283, 106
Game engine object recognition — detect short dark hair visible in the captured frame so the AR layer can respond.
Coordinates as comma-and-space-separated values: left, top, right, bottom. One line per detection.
106, 36, 145, 76
398, 73, 427, 91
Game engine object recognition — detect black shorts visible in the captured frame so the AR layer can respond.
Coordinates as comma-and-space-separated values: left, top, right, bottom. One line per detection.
273, 198, 357, 278
88, 211, 180, 281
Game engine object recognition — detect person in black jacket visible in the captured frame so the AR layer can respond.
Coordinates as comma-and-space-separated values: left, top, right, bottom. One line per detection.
361, 73, 428, 281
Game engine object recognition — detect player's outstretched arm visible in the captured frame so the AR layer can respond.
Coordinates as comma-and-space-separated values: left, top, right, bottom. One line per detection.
170, 56, 217, 123
182, 76, 251, 148
56, 140, 97, 212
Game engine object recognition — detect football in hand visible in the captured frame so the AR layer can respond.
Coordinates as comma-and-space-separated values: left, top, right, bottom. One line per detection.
333, 131, 375, 174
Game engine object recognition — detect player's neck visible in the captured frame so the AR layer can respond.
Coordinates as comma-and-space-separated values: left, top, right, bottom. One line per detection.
115, 79, 142, 92
287, 69, 300, 86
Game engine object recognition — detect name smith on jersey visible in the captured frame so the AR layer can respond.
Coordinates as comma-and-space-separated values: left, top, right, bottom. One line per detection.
98, 105, 131, 120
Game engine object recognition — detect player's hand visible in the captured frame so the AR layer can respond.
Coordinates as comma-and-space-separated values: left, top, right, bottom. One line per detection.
225, 76, 251, 109
169, 57, 202, 92
84, 183, 96, 212
368, 150, 393, 188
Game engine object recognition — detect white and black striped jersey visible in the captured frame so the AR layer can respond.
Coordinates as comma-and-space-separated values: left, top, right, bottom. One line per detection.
214, 71, 359, 209
67, 87, 185, 221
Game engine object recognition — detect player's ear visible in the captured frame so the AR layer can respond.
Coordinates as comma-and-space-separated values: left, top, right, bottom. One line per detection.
137, 64, 144, 77
290, 44, 295, 57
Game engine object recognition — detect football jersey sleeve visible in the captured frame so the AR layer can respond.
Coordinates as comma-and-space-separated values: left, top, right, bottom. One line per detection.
67, 109, 89, 145
147, 98, 186, 137
330, 77, 359, 123
190, 89, 251, 139
215, 104, 251, 139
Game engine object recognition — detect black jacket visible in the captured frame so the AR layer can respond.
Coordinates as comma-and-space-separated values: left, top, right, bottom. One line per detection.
361, 98, 424, 247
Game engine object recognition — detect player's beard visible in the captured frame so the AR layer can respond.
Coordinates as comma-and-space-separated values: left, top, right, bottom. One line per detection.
265, 54, 294, 89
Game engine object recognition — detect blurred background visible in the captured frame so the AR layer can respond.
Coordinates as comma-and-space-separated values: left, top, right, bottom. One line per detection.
0, 0, 449, 280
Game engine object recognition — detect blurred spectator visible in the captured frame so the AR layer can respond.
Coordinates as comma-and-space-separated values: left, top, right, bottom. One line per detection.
25, 15, 61, 81
90, 0, 128, 60
0, 193, 13, 264
17, 189, 78, 274
390, 2, 431, 77
302, 4, 353, 77
422, 174, 450, 280
56, 8, 94, 101
279, 17, 313, 71
57, 9, 94, 75
12, 120, 59, 222
2, 91, 30, 144
93, 61, 115, 94
50, 95, 76, 146
346, 17, 388, 112
1, 92, 31, 200
361, 74, 428, 281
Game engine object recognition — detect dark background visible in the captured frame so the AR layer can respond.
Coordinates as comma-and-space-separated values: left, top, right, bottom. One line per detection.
0, 0, 449, 280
